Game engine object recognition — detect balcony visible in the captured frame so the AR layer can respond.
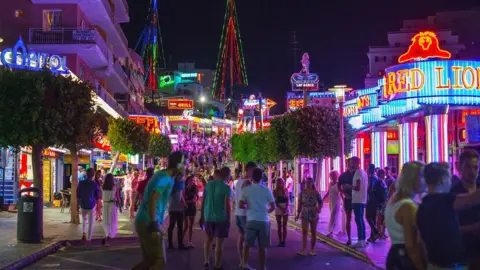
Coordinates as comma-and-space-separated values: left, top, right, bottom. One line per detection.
113, 0, 130, 23
28, 28, 109, 70
91, 80, 128, 118
106, 61, 129, 93
30, 0, 129, 57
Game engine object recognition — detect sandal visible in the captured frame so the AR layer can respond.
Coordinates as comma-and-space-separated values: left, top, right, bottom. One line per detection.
296, 250, 306, 256
309, 251, 317, 256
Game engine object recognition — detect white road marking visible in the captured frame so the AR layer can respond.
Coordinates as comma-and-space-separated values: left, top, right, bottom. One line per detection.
50, 255, 127, 270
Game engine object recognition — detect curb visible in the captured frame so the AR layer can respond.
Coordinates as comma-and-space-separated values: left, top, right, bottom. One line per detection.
0, 236, 138, 270
269, 216, 383, 270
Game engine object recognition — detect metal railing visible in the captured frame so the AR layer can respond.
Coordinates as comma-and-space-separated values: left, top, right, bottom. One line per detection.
91, 80, 128, 117
113, 61, 129, 87
28, 28, 109, 60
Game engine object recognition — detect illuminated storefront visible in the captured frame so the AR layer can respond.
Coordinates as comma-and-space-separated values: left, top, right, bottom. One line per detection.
317, 31, 480, 189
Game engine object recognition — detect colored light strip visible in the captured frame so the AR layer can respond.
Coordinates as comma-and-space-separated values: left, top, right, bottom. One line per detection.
320, 157, 331, 192
371, 131, 388, 168
425, 114, 449, 163
333, 157, 340, 172
356, 137, 365, 170
398, 122, 418, 170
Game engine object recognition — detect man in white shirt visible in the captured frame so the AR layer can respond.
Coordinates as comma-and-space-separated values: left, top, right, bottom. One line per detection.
285, 171, 294, 203
234, 162, 257, 269
240, 167, 275, 270
350, 156, 368, 248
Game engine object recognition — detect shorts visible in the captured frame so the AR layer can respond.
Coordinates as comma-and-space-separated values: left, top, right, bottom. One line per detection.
205, 221, 230, 239
343, 199, 353, 212
245, 221, 271, 248
235, 215, 247, 234
135, 221, 166, 267
185, 204, 196, 217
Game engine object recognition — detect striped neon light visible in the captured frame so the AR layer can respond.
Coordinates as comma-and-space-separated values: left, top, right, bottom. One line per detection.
398, 122, 418, 170
371, 131, 388, 168
333, 157, 340, 172
351, 137, 365, 170
320, 157, 331, 192
425, 114, 449, 162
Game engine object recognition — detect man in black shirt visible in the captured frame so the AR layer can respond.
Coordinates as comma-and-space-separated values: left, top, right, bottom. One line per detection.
338, 158, 355, 245
451, 150, 480, 270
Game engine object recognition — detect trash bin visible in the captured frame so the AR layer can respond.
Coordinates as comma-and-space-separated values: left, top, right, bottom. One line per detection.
17, 187, 42, 243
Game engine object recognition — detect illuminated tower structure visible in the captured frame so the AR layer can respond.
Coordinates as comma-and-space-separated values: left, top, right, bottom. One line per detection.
135, 0, 166, 91
213, 0, 248, 100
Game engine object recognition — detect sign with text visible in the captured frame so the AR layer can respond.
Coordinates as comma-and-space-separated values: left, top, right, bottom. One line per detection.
168, 99, 194, 110
382, 60, 480, 106
128, 115, 162, 134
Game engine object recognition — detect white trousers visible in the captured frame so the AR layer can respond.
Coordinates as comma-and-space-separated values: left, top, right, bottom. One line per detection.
81, 208, 95, 240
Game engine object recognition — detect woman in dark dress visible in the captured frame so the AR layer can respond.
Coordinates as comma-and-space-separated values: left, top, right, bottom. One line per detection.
183, 175, 198, 248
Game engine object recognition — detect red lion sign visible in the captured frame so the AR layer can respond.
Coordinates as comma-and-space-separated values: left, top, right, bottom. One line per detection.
398, 31, 451, 63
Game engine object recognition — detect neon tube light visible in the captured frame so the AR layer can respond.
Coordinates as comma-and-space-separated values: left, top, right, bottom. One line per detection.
371, 131, 387, 168
425, 114, 449, 162
398, 122, 418, 170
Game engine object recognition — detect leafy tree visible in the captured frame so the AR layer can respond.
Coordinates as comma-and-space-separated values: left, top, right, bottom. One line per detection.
255, 129, 279, 164
285, 106, 354, 159
148, 134, 172, 158
108, 118, 150, 171
52, 77, 100, 224
270, 116, 293, 160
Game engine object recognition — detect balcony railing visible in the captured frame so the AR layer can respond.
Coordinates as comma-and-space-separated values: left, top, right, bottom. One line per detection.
28, 28, 109, 60
91, 80, 128, 117
113, 61, 129, 86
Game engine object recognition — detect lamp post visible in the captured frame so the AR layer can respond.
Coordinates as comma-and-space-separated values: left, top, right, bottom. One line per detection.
328, 85, 352, 173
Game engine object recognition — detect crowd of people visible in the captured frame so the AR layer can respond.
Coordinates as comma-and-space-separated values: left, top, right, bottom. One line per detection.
75, 146, 480, 270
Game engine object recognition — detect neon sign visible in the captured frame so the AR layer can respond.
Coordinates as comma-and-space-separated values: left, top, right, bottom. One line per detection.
290, 53, 320, 91
180, 73, 198, 78
398, 31, 451, 63
128, 115, 162, 134
383, 60, 480, 105
168, 99, 194, 110
0, 37, 69, 74
357, 95, 371, 111
343, 104, 358, 117
159, 75, 174, 88
287, 98, 304, 111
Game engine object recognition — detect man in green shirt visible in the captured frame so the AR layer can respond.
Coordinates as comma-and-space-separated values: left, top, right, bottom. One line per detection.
201, 167, 232, 270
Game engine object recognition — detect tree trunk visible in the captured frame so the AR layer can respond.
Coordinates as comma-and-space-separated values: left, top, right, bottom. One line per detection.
267, 164, 272, 189
70, 151, 80, 224
109, 151, 120, 173
31, 144, 44, 238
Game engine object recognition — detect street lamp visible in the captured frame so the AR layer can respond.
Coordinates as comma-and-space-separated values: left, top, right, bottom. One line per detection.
328, 85, 353, 173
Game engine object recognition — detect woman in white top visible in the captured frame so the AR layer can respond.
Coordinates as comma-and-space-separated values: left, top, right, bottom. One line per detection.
385, 161, 427, 270
123, 171, 132, 210
102, 173, 120, 247
323, 171, 340, 237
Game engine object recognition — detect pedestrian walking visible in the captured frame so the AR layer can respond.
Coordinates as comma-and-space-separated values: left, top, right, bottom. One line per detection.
201, 167, 232, 270
77, 168, 100, 246
323, 170, 340, 237
240, 167, 276, 270
273, 178, 289, 247
385, 161, 426, 270
168, 173, 187, 250
295, 177, 322, 256
183, 175, 198, 248
234, 162, 256, 270
338, 158, 355, 245
132, 151, 184, 270
366, 164, 381, 243
102, 173, 119, 247
350, 157, 368, 248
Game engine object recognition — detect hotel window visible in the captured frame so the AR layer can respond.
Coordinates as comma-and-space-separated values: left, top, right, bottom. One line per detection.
42, 10, 63, 31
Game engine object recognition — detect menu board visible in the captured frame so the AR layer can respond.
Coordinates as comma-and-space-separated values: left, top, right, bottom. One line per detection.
43, 159, 51, 203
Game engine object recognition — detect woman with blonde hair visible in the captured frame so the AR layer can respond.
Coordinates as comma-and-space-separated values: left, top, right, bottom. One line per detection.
385, 161, 427, 270
323, 170, 340, 237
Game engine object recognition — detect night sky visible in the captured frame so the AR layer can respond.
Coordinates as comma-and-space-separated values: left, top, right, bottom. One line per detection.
123, 0, 478, 113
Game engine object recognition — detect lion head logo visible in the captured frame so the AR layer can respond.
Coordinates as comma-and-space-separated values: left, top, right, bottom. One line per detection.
398, 31, 451, 63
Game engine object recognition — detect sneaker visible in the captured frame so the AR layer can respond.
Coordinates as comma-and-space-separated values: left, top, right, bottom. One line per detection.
296, 250, 306, 256
187, 242, 195, 248
309, 251, 317, 256
352, 241, 366, 248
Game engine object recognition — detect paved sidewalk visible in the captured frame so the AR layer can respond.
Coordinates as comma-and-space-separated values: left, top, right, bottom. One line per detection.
288, 200, 389, 269
27, 215, 375, 270
0, 208, 135, 270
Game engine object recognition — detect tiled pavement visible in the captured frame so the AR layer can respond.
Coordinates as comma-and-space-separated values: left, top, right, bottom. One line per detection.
0, 208, 135, 270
